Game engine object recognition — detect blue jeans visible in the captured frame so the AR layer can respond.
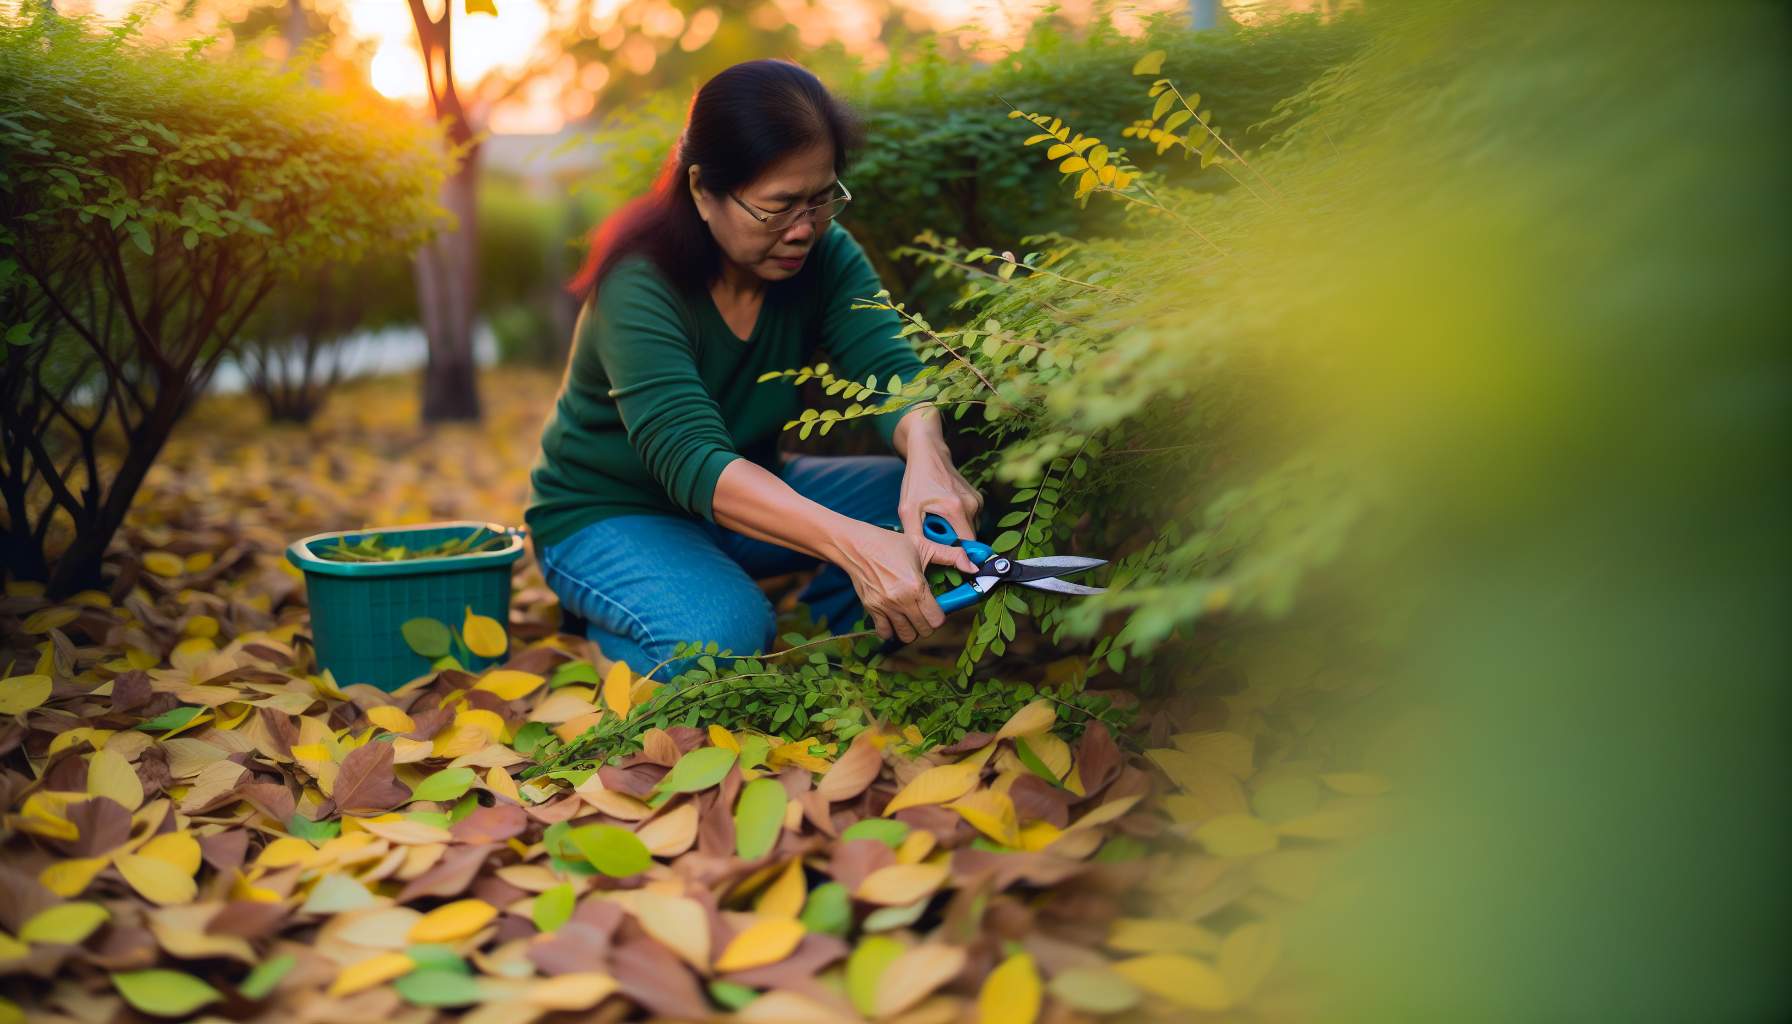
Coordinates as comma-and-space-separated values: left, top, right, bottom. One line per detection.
536, 453, 904, 680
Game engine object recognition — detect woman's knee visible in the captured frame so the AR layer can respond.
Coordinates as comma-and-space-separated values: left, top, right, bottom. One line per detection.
641, 582, 776, 670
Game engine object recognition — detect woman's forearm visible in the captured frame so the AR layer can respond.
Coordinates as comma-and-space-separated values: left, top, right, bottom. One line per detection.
710, 458, 863, 563
891, 402, 950, 461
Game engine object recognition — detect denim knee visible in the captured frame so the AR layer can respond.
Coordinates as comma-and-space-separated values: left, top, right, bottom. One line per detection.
642, 584, 776, 681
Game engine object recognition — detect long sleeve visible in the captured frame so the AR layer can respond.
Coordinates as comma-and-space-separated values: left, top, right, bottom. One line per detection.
817, 223, 929, 449
589, 264, 741, 521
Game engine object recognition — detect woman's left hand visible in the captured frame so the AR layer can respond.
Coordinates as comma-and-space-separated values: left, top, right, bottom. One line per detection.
897, 438, 983, 551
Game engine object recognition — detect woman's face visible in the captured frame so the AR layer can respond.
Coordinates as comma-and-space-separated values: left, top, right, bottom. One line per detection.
690, 142, 838, 284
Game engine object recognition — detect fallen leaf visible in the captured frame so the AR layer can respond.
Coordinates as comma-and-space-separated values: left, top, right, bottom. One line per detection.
334, 740, 411, 815
815, 732, 881, 802
112, 968, 224, 1016
977, 951, 1042, 1024
329, 951, 416, 997
20, 902, 110, 945
994, 699, 1055, 740
734, 778, 787, 861
474, 669, 545, 701
87, 748, 145, 811
872, 942, 966, 1018
602, 660, 632, 718
856, 863, 948, 906
883, 760, 981, 814
115, 853, 198, 905
1112, 952, 1232, 1010
408, 899, 497, 943
714, 916, 805, 971
526, 971, 618, 1010
462, 607, 507, 659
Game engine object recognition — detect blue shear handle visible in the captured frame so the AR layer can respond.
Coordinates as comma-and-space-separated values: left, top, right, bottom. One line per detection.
921, 512, 994, 565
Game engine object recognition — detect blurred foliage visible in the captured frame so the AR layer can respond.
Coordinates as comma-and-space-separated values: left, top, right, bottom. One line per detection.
568, 4, 1367, 324
0, 3, 446, 594
479, 172, 595, 368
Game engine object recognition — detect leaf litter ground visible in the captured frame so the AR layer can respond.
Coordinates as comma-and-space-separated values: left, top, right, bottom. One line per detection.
0, 371, 1388, 1022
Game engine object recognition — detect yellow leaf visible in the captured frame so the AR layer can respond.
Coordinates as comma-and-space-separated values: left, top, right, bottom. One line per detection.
182, 614, 219, 639
366, 705, 417, 733
1106, 918, 1220, 956
1066, 793, 1141, 831
0, 935, 26, 961
895, 829, 936, 865
855, 863, 948, 906
1131, 49, 1166, 76
883, 760, 981, 814
115, 853, 198, 905
184, 551, 214, 573
475, 669, 545, 701
994, 699, 1055, 740
1193, 814, 1278, 857
714, 916, 806, 971
1016, 821, 1062, 852
755, 857, 806, 918
1320, 772, 1391, 796
485, 765, 522, 804
87, 748, 144, 810
433, 708, 506, 758
526, 972, 619, 1010
408, 899, 497, 943
23, 606, 77, 633
257, 836, 316, 869
947, 789, 1020, 847
139, 831, 202, 875
768, 737, 834, 773
40, 856, 109, 897
977, 951, 1042, 1024
1059, 156, 1089, 175
20, 902, 109, 945
0, 674, 51, 716
329, 951, 415, 997
142, 551, 184, 577
461, 606, 507, 659
1113, 953, 1232, 1010
1218, 921, 1281, 1001
603, 660, 632, 718
707, 725, 739, 751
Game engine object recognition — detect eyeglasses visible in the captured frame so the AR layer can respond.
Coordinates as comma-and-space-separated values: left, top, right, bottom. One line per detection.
729, 180, 852, 232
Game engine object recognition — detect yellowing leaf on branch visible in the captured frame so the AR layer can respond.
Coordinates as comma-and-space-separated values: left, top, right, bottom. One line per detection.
1132, 49, 1166, 76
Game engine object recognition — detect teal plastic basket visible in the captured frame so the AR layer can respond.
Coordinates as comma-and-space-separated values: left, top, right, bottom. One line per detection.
286, 521, 526, 691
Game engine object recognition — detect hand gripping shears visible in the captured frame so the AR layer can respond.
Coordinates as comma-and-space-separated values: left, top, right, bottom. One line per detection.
904, 512, 1109, 614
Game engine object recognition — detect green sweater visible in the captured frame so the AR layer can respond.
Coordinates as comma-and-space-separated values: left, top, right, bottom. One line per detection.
526, 220, 927, 549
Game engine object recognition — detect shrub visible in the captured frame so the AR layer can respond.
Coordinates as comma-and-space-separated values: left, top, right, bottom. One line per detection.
0, 4, 446, 594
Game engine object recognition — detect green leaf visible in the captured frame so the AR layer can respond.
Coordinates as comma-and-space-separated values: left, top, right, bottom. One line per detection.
239, 954, 296, 1000
112, 969, 225, 1016
405, 944, 469, 974
733, 778, 787, 861
287, 813, 339, 842
125, 221, 152, 255
652, 746, 736, 796
511, 721, 550, 755
410, 767, 476, 804
134, 705, 201, 733
549, 660, 598, 688
394, 969, 485, 1006
566, 823, 652, 877
708, 980, 760, 1010
1014, 737, 1063, 786
4, 323, 32, 346
402, 617, 452, 658
846, 936, 905, 1016
840, 818, 909, 847
532, 883, 575, 933
798, 881, 852, 936
20, 902, 109, 944
864, 897, 929, 932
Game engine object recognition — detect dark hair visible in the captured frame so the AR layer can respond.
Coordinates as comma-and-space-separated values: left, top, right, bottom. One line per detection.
567, 59, 866, 304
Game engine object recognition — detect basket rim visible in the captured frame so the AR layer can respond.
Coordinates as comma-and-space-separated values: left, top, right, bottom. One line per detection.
285, 520, 526, 578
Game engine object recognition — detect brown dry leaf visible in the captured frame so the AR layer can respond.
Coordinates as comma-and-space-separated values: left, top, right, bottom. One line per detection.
333, 741, 410, 815
815, 732, 882, 803
612, 889, 709, 971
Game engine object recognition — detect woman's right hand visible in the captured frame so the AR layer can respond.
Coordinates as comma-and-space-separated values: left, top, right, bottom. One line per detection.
830, 521, 980, 643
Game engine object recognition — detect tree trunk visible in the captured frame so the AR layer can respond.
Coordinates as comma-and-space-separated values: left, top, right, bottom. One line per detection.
417, 149, 482, 422
46, 394, 183, 597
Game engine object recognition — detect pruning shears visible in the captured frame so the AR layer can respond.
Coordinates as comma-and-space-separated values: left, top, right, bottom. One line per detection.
894, 511, 1108, 617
